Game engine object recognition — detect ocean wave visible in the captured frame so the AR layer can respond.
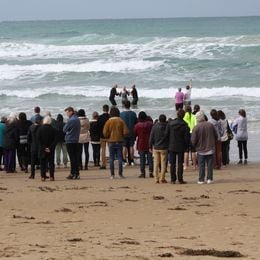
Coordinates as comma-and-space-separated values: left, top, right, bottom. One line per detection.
0, 60, 164, 80
1, 86, 260, 99
1, 35, 260, 60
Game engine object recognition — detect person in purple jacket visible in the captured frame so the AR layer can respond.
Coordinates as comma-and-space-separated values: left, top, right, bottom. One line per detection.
175, 88, 185, 111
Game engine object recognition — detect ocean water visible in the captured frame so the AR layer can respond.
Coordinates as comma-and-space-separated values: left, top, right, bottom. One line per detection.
0, 17, 260, 135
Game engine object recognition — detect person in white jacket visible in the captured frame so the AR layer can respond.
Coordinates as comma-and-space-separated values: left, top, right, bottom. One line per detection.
231, 109, 248, 165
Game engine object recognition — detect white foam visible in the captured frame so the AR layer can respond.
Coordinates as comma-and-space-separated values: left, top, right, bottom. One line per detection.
0, 60, 163, 80
1, 35, 260, 61
1, 86, 260, 99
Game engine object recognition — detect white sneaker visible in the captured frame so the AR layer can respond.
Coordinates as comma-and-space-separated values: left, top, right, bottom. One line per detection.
197, 181, 205, 184
123, 162, 128, 167
110, 175, 115, 179
207, 179, 214, 184
131, 162, 135, 166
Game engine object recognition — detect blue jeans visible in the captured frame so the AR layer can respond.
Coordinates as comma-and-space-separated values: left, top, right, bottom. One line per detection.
197, 153, 214, 182
109, 142, 123, 176
139, 151, 153, 176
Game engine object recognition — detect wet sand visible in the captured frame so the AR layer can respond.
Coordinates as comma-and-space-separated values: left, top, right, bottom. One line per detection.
0, 163, 260, 259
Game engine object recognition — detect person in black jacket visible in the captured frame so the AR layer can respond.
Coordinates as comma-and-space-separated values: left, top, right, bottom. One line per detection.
90, 111, 101, 167
149, 114, 168, 183
37, 116, 57, 181
55, 114, 68, 168
97, 104, 110, 169
109, 84, 119, 106
165, 109, 190, 184
17, 112, 32, 173
27, 116, 41, 179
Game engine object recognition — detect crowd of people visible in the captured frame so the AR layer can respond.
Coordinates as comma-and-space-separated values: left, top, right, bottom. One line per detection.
0, 96, 248, 184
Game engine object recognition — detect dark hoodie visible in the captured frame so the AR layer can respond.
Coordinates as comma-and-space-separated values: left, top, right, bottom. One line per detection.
149, 121, 168, 150
165, 118, 190, 152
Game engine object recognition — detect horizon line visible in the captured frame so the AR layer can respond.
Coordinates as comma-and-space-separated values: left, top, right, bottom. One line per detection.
1, 15, 260, 23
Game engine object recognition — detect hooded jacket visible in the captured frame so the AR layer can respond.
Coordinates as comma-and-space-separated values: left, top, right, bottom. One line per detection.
149, 121, 168, 150
165, 118, 190, 152
134, 120, 153, 152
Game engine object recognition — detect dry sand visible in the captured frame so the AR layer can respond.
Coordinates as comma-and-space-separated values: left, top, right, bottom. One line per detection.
0, 162, 260, 260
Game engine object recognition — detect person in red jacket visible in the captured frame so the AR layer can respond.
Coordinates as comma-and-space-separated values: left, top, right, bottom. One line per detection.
134, 111, 154, 178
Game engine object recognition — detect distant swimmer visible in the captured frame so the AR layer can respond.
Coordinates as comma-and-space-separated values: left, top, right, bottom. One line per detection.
184, 79, 192, 108
175, 88, 184, 111
131, 84, 138, 107
109, 84, 119, 106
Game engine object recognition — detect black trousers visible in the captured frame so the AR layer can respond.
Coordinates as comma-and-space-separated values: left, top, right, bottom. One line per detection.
169, 151, 184, 182
238, 141, 248, 160
92, 143, 100, 166
67, 143, 80, 176
40, 149, 55, 178
78, 142, 89, 169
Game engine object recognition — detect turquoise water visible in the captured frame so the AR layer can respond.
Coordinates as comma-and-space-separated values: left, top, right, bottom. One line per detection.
0, 17, 260, 132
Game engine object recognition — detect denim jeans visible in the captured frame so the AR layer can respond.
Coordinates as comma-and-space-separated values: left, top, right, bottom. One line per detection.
197, 153, 214, 182
139, 151, 153, 176
109, 142, 123, 176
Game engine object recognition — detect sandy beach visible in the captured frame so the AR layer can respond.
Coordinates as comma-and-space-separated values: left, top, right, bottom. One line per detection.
0, 162, 260, 259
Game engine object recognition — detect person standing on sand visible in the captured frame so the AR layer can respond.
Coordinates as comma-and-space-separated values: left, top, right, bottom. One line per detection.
55, 114, 68, 168
149, 114, 168, 183
165, 109, 190, 184
192, 111, 218, 184
37, 116, 57, 181
103, 106, 128, 179
131, 84, 138, 107
120, 100, 137, 166
218, 110, 231, 166
30, 106, 43, 124
175, 88, 185, 111
77, 109, 90, 171
17, 112, 32, 173
90, 111, 101, 167
109, 84, 119, 106
27, 116, 41, 179
3, 113, 19, 173
209, 109, 224, 169
63, 107, 81, 180
231, 109, 248, 165
98, 104, 110, 169
183, 105, 197, 170
134, 111, 154, 178
0, 116, 6, 171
